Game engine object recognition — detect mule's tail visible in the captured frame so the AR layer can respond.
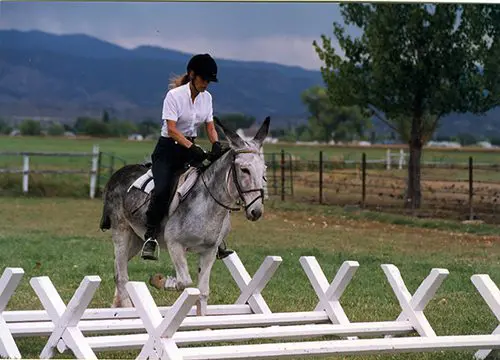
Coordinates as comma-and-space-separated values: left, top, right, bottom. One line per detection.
100, 205, 112, 231
99, 170, 115, 231
100, 190, 112, 231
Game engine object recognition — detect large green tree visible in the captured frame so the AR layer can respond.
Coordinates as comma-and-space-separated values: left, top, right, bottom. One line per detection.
19, 119, 41, 136
314, 4, 500, 209
301, 86, 369, 142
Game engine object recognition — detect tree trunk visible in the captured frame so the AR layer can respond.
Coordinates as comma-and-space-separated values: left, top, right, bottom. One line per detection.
405, 117, 423, 210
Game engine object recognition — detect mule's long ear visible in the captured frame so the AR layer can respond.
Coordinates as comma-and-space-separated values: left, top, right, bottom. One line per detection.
253, 116, 271, 147
214, 116, 246, 148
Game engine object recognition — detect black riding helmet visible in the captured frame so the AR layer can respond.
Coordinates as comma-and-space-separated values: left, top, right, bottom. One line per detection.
187, 54, 218, 82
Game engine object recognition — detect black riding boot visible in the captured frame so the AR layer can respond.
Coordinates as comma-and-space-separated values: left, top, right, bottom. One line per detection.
142, 194, 163, 261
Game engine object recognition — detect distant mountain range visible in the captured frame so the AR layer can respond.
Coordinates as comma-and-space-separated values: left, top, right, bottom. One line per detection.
0, 29, 499, 137
0, 29, 323, 128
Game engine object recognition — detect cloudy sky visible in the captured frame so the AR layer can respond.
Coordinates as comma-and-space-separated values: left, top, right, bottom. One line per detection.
0, 1, 350, 70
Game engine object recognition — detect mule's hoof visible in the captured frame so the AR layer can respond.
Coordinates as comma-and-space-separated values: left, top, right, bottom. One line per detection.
216, 247, 234, 260
141, 253, 158, 261
149, 273, 166, 289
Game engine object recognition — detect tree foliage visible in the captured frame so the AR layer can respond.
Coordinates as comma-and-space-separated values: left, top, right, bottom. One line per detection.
19, 119, 41, 136
301, 86, 370, 143
0, 118, 12, 135
314, 4, 500, 209
72, 116, 142, 137
48, 122, 65, 136
138, 118, 160, 137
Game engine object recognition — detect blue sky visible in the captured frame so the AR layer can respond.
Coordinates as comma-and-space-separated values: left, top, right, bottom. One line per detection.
0, 1, 347, 70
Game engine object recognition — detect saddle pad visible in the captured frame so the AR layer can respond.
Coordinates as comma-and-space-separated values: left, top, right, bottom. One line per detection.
168, 167, 200, 215
127, 166, 200, 205
127, 169, 154, 194
176, 167, 200, 200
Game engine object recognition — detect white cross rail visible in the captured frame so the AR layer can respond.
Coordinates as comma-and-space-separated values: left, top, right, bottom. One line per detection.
222, 253, 281, 314
126, 282, 200, 360
382, 264, 449, 338
300, 257, 359, 339
0, 267, 24, 359
472, 274, 500, 360
30, 275, 101, 359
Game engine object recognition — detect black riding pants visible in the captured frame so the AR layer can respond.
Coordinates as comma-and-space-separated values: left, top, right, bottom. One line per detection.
145, 136, 196, 230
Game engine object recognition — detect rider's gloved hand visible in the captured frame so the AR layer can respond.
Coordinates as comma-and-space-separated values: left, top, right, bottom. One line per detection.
188, 144, 208, 162
211, 141, 223, 159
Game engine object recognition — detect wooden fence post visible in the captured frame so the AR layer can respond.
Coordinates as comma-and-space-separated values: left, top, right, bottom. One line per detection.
469, 156, 473, 220
361, 153, 366, 208
271, 153, 277, 195
399, 149, 405, 170
22, 155, 29, 194
89, 145, 99, 199
319, 151, 323, 205
280, 150, 285, 201
109, 154, 115, 178
262, 147, 269, 200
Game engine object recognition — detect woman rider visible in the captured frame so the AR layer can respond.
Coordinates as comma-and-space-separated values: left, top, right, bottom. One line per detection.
141, 53, 233, 261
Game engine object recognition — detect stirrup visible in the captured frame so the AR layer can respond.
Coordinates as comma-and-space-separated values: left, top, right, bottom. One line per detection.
141, 238, 160, 261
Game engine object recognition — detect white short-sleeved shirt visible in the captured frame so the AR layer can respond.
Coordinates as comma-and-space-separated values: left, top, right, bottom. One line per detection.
161, 82, 213, 138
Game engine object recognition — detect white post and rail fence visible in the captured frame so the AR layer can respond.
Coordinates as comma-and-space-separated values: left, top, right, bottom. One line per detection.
0, 145, 126, 199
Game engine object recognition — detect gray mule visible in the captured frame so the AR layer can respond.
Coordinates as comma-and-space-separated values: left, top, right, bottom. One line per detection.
99, 116, 270, 314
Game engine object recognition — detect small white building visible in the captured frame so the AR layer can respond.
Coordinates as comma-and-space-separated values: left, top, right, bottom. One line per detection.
128, 133, 144, 141
236, 125, 277, 144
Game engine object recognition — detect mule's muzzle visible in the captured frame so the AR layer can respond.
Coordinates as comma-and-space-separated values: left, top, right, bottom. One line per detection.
247, 207, 262, 221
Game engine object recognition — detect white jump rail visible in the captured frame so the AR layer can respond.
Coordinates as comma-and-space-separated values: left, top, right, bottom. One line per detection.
100, 265, 500, 360
0, 252, 280, 358
0, 252, 499, 359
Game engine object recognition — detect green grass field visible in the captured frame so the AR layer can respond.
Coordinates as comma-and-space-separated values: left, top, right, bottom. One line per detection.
0, 196, 499, 359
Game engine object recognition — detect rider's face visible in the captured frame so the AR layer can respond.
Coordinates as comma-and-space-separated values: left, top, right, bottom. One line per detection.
190, 72, 210, 92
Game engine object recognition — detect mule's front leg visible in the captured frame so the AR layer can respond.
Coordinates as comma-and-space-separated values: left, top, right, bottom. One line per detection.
196, 248, 218, 316
166, 241, 193, 290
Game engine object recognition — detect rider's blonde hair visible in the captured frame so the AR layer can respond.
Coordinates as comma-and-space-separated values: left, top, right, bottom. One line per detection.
169, 73, 190, 89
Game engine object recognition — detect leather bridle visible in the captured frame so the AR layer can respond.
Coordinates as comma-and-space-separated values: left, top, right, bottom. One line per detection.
201, 148, 265, 212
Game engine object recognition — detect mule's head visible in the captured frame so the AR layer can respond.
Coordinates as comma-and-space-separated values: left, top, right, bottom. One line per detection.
214, 116, 270, 221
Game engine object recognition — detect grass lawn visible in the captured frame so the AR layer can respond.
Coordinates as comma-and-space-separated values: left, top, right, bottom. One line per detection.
0, 196, 499, 359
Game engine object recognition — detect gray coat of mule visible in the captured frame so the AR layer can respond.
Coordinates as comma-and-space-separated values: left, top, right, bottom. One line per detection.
99, 117, 270, 314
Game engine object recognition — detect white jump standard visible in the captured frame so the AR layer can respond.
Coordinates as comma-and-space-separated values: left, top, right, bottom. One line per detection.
0, 252, 278, 358
0, 267, 24, 359
115, 260, 500, 360
0, 252, 499, 359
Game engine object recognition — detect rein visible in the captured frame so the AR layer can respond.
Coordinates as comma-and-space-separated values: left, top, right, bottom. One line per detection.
201, 148, 265, 212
